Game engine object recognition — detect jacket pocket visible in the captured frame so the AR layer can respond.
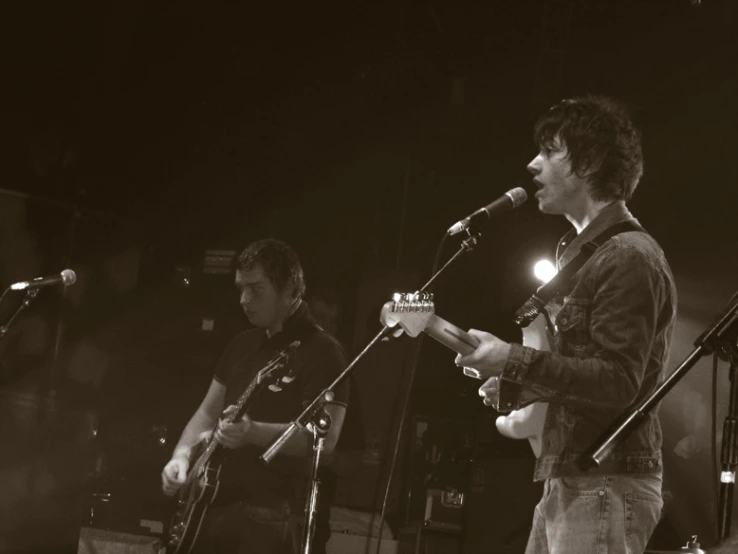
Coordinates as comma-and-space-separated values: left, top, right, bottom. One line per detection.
555, 297, 591, 356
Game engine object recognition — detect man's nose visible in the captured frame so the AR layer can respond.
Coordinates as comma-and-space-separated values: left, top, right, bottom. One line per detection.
527, 154, 542, 175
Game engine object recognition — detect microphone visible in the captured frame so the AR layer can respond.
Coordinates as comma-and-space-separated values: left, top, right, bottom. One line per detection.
447, 187, 528, 235
10, 269, 77, 291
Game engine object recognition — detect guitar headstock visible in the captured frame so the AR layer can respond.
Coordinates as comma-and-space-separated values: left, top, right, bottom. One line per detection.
379, 292, 436, 337
257, 340, 301, 392
227, 341, 301, 423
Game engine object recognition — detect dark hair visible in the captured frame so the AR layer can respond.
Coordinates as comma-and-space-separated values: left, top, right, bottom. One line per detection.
534, 95, 643, 202
235, 238, 305, 300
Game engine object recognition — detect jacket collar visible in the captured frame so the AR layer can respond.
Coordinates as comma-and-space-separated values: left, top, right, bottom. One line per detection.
557, 200, 637, 269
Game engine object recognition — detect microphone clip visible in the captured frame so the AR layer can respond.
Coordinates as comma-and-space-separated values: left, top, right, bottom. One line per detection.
0, 288, 41, 340
460, 231, 480, 251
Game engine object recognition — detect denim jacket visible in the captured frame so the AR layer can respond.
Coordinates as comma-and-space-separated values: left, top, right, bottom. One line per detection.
501, 201, 677, 480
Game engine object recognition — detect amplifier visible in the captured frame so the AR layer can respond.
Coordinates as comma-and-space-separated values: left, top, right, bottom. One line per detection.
424, 488, 464, 532
77, 527, 164, 554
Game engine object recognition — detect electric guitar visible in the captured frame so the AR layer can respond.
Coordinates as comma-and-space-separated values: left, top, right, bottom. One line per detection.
167, 341, 301, 554
379, 293, 550, 457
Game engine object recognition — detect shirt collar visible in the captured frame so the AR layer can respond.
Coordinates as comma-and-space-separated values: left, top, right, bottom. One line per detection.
283, 299, 308, 332
263, 299, 311, 342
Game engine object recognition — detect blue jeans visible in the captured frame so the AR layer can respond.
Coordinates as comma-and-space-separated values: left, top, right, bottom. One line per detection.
525, 473, 663, 554
193, 500, 299, 554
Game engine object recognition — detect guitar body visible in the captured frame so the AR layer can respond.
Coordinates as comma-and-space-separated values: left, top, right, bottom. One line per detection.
380, 294, 551, 457
168, 445, 223, 554
494, 313, 550, 457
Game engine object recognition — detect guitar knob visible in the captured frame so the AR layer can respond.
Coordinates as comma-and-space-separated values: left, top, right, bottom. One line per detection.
281, 376, 294, 384
268, 384, 283, 392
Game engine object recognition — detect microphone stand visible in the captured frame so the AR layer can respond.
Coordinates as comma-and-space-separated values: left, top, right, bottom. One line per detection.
259, 230, 483, 554
0, 288, 40, 340
718, 348, 738, 541
583, 291, 738, 541
300, 409, 331, 554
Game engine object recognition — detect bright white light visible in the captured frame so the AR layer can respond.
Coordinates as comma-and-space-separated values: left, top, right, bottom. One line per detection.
534, 260, 557, 284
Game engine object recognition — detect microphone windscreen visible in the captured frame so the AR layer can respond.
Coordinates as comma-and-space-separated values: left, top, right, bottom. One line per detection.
507, 187, 528, 208
61, 269, 77, 286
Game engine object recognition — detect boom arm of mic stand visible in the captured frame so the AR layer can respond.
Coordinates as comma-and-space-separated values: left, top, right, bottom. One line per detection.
585, 347, 706, 468
0, 288, 40, 340
585, 292, 738, 468
260, 325, 394, 465
260, 229, 484, 465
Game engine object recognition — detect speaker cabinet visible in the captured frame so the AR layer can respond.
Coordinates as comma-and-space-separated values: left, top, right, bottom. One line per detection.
77, 527, 164, 554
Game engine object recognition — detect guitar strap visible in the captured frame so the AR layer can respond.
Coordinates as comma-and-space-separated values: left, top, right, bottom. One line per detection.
514, 219, 646, 327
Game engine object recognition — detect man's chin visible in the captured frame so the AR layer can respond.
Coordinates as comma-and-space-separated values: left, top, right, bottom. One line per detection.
537, 200, 561, 215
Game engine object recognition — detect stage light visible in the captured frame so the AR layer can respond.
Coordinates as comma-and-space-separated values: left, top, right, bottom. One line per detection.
534, 260, 557, 284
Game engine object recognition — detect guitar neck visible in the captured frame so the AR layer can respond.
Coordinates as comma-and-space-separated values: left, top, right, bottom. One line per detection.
423, 314, 479, 355
185, 374, 260, 486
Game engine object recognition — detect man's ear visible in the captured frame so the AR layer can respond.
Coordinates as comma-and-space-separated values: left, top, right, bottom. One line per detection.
575, 158, 600, 181
284, 283, 299, 301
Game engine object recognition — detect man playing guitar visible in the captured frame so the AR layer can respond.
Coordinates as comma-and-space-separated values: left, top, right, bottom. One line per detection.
161, 238, 348, 553
456, 96, 677, 554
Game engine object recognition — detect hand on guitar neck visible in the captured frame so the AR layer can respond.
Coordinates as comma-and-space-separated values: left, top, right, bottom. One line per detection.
380, 292, 550, 457
213, 404, 253, 449
453, 328, 511, 381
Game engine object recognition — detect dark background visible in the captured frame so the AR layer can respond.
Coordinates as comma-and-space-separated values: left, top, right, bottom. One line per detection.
0, 0, 736, 552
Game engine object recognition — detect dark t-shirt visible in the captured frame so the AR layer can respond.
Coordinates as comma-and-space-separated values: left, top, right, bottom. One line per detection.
212, 301, 349, 507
